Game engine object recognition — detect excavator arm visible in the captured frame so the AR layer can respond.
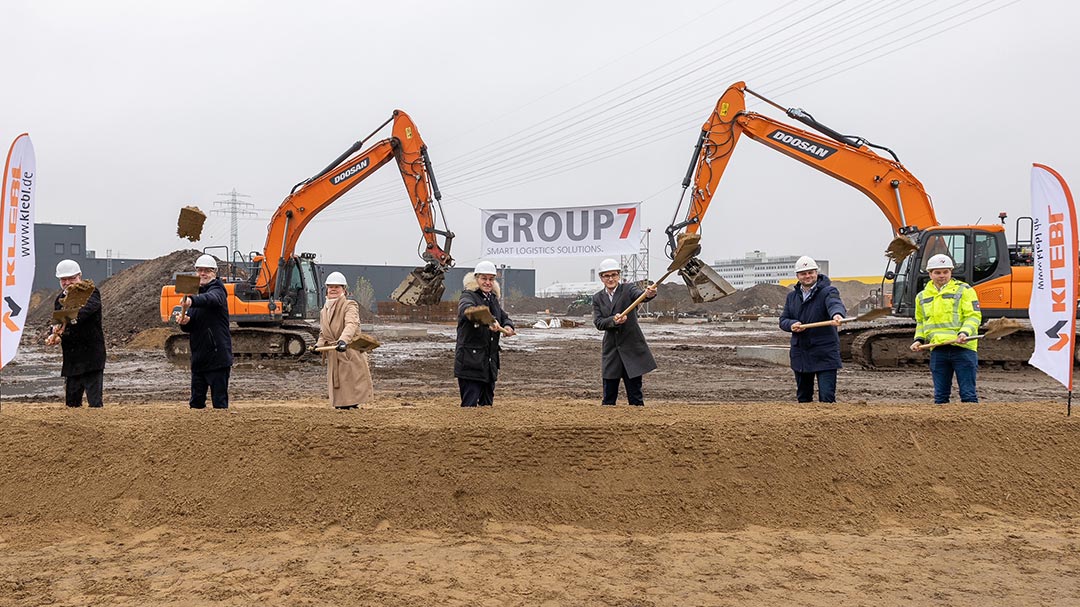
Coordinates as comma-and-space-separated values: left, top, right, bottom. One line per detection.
672, 81, 938, 248
256, 109, 454, 304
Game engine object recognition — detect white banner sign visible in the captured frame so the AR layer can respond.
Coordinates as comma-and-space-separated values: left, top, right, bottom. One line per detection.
1028, 163, 1078, 389
480, 202, 642, 259
1, 134, 37, 369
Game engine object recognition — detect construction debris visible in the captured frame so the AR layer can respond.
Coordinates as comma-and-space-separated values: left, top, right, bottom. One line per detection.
176, 206, 207, 242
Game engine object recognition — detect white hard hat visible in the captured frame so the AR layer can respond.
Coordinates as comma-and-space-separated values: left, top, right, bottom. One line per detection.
325, 271, 348, 286
194, 254, 218, 269
55, 259, 81, 278
926, 253, 955, 271
794, 256, 819, 273
598, 258, 620, 274
474, 260, 497, 276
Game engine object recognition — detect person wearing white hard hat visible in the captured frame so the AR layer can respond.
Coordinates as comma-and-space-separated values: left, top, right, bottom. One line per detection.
310, 271, 373, 410
176, 254, 233, 408
779, 256, 847, 403
454, 261, 515, 407
45, 259, 106, 407
909, 254, 982, 403
592, 258, 657, 406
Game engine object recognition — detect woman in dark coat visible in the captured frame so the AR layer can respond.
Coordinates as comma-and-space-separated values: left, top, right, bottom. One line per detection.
779, 256, 847, 403
592, 259, 657, 406
454, 261, 515, 407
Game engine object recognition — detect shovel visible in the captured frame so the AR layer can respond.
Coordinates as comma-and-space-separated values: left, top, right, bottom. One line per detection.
916, 317, 1023, 350
618, 233, 707, 318
796, 307, 892, 330
314, 333, 382, 353
464, 305, 513, 335
174, 274, 201, 321
48, 279, 96, 340
177, 205, 207, 242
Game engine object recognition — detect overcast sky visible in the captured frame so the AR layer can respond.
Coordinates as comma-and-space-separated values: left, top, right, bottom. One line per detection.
5, 0, 1077, 290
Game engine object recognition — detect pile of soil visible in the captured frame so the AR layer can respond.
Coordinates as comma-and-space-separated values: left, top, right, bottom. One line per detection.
98, 249, 202, 346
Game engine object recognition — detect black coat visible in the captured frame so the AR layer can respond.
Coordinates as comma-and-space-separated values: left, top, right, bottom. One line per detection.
54, 288, 106, 377
779, 274, 847, 373
592, 283, 657, 379
454, 287, 513, 383
180, 278, 233, 372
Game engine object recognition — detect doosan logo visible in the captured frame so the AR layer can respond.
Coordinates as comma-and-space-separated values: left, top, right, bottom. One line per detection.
331, 158, 370, 185
768, 129, 838, 160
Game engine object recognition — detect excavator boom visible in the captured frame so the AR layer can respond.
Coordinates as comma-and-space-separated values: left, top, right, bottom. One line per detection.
678, 81, 937, 239
257, 109, 453, 302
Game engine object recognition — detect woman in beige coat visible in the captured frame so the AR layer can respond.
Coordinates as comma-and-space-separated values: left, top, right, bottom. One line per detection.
313, 272, 373, 410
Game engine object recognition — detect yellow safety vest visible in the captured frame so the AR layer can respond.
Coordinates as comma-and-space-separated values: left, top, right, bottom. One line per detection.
914, 279, 982, 350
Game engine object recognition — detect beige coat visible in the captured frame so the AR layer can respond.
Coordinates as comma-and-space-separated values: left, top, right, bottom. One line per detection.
317, 296, 373, 407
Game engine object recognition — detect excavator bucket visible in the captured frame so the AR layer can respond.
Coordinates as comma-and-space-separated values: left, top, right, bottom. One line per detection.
678, 257, 736, 303
391, 265, 447, 306
885, 235, 918, 263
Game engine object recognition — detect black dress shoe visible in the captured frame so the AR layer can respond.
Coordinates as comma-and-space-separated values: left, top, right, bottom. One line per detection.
334, 404, 359, 410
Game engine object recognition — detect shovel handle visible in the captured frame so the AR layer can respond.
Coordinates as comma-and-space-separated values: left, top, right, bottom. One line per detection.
797, 318, 848, 330
617, 270, 674, 318
916, 335, 982, 350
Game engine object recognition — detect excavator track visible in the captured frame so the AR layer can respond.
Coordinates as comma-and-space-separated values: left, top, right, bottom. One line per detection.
164, 324, 318, 365
846, 320, 1073, 370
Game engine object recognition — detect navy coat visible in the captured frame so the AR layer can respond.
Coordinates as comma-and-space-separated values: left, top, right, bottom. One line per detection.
592, 283, 657, 379
54, 287, 106, 377
180, 278, 234, 372
779, 274, 847, 373
454, 277, 513, 383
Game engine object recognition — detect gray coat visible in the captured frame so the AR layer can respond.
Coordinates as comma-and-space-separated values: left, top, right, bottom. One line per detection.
592, 283, 657, 379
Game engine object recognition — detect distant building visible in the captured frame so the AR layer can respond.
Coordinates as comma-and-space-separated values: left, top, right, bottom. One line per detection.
538, 281, 602, 298
32, 224, 535, 309
712, 250, 830, 290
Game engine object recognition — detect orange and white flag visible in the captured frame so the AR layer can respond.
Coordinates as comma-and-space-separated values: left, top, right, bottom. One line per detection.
1028, 164, 1078, 389
0, 133, 36, 369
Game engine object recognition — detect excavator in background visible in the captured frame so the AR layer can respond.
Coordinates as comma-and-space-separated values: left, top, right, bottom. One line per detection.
160, 110, 454, 362
666, 81, 1049, 368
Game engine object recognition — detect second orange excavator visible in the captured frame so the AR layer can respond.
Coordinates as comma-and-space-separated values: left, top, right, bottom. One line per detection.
160, 110, 454, 362
667, 81, 1050, 367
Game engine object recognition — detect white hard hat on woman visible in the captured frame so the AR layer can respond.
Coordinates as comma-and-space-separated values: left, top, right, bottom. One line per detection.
325, 271, 348, 286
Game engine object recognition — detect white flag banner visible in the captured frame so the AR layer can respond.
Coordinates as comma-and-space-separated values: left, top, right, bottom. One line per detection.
0, 134, 37, 368
480, 202, 642, 259
1028, 163, 1078, 389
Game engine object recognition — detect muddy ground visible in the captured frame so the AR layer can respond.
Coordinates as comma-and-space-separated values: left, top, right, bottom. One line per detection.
2, 318, 1079, 606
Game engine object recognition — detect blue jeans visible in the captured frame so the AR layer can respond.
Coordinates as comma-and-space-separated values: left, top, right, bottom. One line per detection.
929, 346, 978, 403
794, 369, 837, 403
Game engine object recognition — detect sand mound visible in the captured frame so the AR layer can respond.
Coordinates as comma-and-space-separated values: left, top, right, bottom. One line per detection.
98, 249, 203, 346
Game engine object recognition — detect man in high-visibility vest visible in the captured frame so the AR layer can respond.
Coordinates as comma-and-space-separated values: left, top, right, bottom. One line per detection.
909, 253, 982, 403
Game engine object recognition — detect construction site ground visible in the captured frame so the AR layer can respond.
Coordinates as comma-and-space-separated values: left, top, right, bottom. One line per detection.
2, 318, 1079, 606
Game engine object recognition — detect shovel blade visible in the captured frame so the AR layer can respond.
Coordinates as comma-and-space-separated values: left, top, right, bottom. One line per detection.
51, 309, 79, 323
350, 333, 381, 353
174, 274, 201, 294
678, 257, 736, 303
464, 305, 496, 325
392, 266, 446, 306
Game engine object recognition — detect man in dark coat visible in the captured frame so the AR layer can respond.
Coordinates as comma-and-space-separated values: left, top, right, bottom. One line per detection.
592, 258, 657, 406
46, 259, 106, 408
177, 254, 233, 409
454, 261, 515, 407
779, 256, 847, 403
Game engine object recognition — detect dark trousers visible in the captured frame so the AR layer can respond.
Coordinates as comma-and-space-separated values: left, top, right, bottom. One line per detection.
930, 346, 978, 403
190, 367, 231, 409
65, 370, 104, 407
602, 372, 644, 406
459, 378, 495, 407
794, 369, 837, 403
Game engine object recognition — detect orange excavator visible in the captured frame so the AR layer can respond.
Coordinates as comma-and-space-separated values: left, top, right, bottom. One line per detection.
160, 110, 454, 362
666, 81, 1043, 367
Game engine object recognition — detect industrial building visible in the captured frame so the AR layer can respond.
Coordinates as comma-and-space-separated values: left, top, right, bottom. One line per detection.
711, 250, 830, 290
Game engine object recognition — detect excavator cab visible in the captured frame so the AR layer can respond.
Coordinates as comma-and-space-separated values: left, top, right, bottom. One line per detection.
277, 254, 324, 320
